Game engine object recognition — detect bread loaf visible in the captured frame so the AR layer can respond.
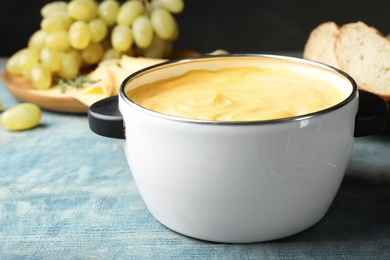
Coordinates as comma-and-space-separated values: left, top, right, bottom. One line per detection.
304, 21, 390, 100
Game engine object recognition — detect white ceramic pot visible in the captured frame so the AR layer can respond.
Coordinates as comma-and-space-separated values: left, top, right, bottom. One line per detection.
89, 54, 388, 243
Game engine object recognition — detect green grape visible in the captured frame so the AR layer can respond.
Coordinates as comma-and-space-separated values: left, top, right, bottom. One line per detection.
1, 103, 42, 131
66, 48, 83, 68
58, 52, 79, 80
67, 0, 98, 22
98, 0, 120, 26
103, 48, 122, 60
143, 35, 167, 58
111, 24, 133, 52
41, 1, 68, 18
6, 50, 24, 75
69, 21, 92, 50
116, 0, 144, 26
45, 31, 70, 51
18, 48, 40, 72
169, 17, 179, 41
30, 63, 52, 89
81, 42, 104, 64
132, 16, 153, 49
41, 12, 73, 33
40, 47, 61, 72
159, 0, 184, 14
28, 30, 47, 50
150, 9, 176, 40
88, 18, 108, 43
20, 69, 32, 80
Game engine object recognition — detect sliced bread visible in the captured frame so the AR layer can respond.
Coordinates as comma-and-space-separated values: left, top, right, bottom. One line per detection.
303, 21, 340, 69
334, 21, 390, 99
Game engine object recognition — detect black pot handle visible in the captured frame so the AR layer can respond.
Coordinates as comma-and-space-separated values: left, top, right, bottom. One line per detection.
88, 95, 125, 139
88, 90, 389, 139
354, 90, 389, 137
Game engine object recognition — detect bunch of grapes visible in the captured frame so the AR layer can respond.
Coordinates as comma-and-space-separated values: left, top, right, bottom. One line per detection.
6, 0, 184, 89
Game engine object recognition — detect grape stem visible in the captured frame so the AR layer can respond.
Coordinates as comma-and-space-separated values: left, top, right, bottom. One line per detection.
140, 0, 153, 16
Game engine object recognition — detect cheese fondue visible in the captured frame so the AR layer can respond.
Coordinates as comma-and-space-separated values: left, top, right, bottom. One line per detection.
126, 67, 347, 121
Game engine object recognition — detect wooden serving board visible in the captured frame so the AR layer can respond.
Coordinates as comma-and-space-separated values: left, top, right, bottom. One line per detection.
2, 49, 200, 114
2, 70, 89, 114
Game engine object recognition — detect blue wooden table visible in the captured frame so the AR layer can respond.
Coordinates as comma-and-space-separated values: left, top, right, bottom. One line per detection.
1, 57, 390, 259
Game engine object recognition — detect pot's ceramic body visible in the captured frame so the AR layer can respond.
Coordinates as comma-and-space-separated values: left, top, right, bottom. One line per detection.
118, 55, 358, 243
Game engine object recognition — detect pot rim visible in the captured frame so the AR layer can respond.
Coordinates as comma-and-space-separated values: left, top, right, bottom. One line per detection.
119, 54, 358, 125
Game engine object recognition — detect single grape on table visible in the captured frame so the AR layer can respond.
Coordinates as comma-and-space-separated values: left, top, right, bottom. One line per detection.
1, 103, 42, 131
6, 0, 185, 90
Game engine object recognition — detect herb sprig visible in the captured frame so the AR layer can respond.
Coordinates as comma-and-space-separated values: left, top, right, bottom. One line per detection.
57, 75, 100, 93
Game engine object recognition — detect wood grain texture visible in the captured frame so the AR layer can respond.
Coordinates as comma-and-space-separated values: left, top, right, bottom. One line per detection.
2, 70, 89, 114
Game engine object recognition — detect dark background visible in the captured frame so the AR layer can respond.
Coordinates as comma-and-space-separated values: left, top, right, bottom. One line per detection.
1, 0, 390, 56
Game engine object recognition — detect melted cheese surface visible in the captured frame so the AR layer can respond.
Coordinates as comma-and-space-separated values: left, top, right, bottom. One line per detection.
126, 67, 347, 121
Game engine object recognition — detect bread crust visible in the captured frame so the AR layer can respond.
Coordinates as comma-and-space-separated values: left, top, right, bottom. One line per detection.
335, 21, 390, 98
304, 21, 390, 100
303, 21, 340, 69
